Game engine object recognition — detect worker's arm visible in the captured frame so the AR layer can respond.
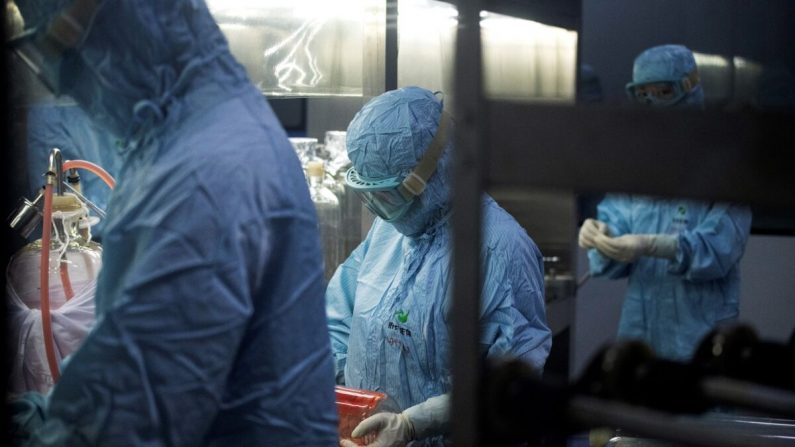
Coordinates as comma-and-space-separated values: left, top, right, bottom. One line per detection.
587, 195, 634, 279
669, 203, 752, 281
479, 240, 551, 373
326, 226, 371, 385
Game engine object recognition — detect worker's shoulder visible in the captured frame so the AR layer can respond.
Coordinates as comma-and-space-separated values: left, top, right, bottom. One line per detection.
480, 197, 535, 253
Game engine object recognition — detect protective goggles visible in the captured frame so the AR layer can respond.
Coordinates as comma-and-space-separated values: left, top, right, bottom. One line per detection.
625, 69, 700, 107
346, 110, 452, 222
7, 0, 98, 95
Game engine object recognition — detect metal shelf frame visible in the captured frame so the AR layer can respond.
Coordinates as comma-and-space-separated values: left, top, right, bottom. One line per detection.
449, 0, 795, 445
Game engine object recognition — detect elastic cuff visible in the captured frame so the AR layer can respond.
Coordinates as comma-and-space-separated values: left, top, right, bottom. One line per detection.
647, 234, 678, 260
403, 394, 450, 440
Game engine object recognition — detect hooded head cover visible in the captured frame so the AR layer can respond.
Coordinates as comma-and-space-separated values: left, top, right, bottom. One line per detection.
346, 86, 454, 237
26, 0, 248, 145
628, 44, 705, 108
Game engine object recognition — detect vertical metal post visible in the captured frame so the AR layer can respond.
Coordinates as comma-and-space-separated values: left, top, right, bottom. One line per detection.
385, 0, 398, 92
452, 0, 485, 445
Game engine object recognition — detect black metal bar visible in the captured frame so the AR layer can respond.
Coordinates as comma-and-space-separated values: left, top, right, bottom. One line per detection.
486, 102, 795, 208
569, 396, 795, 447
702, 377, 795, 418
384, 0, 398, 92
451, 0, 485, 445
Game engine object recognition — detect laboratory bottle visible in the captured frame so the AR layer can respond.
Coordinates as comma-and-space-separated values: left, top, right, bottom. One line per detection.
6, 192, 101, 394
288, 137, 318, 170
307, 160, 342, 281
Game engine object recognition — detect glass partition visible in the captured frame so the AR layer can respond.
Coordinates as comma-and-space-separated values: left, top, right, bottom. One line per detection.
398, 0, 578, 102
207, 0, 384, 97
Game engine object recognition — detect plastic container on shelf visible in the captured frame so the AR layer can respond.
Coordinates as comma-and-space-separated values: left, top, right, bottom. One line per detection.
335, 386, 395, 445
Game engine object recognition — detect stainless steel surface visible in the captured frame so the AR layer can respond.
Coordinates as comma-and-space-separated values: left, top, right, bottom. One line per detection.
8, 192, 44, 239
545, 274, 576, 303
397, 0, 577, 103
48, 148, 63, 194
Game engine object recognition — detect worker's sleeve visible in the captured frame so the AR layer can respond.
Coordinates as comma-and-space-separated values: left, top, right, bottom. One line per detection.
326, 232, 371, 385
669, 204, 752, 281
588, 195, 633, 279
27, 197, 257, 446
479, 240, 551, 374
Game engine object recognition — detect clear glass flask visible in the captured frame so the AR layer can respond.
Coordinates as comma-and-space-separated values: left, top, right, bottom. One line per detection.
307, 160, 343, 281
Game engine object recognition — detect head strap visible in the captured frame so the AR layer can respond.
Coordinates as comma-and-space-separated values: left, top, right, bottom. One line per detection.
399, 110, 452, 197
681, 68, 700, 92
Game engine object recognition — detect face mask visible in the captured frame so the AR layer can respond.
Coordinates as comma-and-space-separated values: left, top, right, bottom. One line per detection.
345, 111, 452, 222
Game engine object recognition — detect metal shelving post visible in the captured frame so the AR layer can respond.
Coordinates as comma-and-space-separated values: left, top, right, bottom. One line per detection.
451, 0, 486, 444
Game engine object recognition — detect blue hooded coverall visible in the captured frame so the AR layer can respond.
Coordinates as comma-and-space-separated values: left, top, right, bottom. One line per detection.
15, 1, 338, 445
589, 45, 752, 361
326, 87, 552, 445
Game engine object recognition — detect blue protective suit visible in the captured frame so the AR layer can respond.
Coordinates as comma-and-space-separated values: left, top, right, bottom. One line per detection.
588, 196, 752, 361
18, 1, 338, 445
26, 103, 121, 237
326, 87, 551, 444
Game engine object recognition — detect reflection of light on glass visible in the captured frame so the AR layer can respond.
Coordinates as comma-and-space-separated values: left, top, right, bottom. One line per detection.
264, 18, 327, 92
397, 0, 577, 101
733, 56, 761, 71
207, 0, 364, 20
481, 11, 577, 100
398, 0, 458, 36
693, 52, 729, 68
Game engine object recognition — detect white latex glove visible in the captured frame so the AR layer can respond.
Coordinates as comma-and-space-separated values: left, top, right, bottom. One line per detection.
578, 218, 609, 249
593, 233, 678, 263
339, 394, 449, 447
340, 413, 414, 447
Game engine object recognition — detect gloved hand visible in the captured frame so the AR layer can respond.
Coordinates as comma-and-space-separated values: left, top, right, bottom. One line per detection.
578, 218, 609, 249
339, 394, 449, 447
339, 412, 414, 447
593, 233, 678, 263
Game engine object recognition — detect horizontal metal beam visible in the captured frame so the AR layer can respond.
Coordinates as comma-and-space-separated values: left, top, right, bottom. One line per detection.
483, 0, 580, 30
485, 102, 795, 208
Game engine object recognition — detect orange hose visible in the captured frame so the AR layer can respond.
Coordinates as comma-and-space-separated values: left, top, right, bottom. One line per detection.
40, 184, 61, 382
60, 261, 74, 301
63, 159, 116, 189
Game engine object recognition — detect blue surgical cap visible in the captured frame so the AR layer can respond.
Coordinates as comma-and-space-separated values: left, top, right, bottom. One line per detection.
346, 86, 453, 237
631, 44, 704, 107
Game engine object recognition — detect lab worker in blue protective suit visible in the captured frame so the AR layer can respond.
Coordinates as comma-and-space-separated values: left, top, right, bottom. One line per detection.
327, 87, 552, 447
9, 0, 338, 445
578, 45, 753, 362
26, 103, 121, 238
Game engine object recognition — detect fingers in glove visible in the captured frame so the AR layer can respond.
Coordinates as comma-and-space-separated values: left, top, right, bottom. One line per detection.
593, 234, 631, 262
351, 413, 390, 439
594, 219, 609, 235
579, 219, 602, 248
